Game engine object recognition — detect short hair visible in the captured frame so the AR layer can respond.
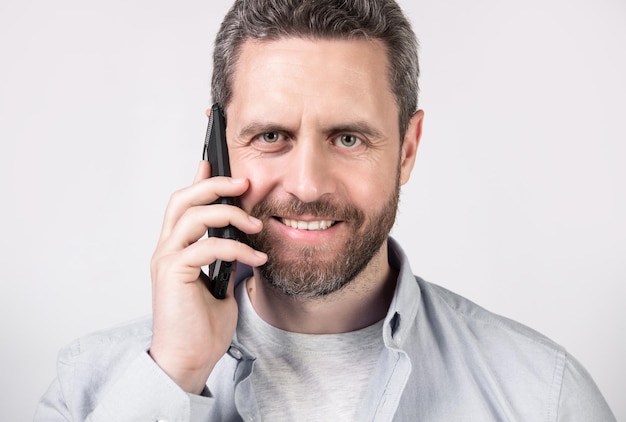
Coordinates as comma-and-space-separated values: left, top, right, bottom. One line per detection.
211, 0, 419, 138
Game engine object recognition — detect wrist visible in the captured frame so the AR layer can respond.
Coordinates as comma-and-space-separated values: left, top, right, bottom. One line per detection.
148, 348, 213, 395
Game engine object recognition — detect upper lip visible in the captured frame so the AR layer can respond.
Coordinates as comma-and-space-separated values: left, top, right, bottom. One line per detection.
276, 214, 337, 222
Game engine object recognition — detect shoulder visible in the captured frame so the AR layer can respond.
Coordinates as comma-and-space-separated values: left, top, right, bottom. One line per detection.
416, 277, 561, 351
412, 278, 615, 419
410, 278, 566, 398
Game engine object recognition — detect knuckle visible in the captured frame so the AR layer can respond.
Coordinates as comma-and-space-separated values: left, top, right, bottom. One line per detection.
180, 205, 196, 220
168, 188, 184, 205
150, 252, 169, 275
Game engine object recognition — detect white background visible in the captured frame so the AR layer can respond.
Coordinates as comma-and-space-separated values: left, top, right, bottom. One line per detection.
1, 0, 624, 420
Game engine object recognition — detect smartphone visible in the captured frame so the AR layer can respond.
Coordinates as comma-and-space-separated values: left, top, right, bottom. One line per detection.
201, 103, 242, 299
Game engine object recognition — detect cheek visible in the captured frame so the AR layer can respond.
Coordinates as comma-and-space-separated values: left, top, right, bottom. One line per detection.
231, 151, 399, 213
232, 160, 278, 213
348, 175, 391, 209
361, 151, 400, 190
340, 162, 398, 209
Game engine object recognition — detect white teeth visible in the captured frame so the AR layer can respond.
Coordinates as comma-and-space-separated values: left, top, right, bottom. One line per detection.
281, 218, 335, 231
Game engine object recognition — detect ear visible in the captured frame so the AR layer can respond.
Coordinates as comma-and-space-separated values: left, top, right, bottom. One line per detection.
399, 110, 424, 185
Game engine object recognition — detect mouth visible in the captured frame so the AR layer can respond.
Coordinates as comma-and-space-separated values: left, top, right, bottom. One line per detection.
277, 217, 337, 231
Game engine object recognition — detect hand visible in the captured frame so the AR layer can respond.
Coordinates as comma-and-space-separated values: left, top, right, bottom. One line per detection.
148, 160, 267, 394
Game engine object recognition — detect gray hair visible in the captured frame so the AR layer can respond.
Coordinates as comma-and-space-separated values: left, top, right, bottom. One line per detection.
211, 0, 419, 139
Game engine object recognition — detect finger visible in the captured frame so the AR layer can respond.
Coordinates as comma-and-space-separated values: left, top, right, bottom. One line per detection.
162, 204, 263, 252
154, 237, 267, 287
193, 160, 211, 184
181, 236, 268, 270
159, 177, 249, 243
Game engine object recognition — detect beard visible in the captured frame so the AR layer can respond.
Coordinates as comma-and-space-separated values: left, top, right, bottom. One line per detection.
246, 177, 400, 298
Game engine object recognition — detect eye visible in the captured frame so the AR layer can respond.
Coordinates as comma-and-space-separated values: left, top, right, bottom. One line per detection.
250, 131, 290, 153
334, 134, 362, 148
262, 132, 281, 143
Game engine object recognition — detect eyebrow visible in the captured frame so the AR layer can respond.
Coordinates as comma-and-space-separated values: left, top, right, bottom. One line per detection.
238, 120, 384, 139
239, 121, 289, 139
327, 122, 384, 139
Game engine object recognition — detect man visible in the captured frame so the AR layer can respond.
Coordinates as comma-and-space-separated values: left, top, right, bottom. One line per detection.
36, 0, 615, 420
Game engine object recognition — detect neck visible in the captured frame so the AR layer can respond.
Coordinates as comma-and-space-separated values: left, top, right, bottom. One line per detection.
247, 241, 397, 334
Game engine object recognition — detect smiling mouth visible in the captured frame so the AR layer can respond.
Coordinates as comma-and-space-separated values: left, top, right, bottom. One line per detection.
278, 217, 337, 231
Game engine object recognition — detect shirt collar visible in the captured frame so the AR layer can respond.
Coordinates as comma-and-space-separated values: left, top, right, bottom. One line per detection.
383, 237, 421, 349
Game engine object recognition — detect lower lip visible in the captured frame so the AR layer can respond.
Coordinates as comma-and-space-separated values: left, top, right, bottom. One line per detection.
270, 218, 342, 242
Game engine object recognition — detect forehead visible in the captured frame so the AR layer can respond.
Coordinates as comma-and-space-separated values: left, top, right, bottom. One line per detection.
227, 37, 398, 125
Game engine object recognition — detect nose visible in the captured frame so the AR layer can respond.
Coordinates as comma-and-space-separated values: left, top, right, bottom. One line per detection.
281, 139, 337, 203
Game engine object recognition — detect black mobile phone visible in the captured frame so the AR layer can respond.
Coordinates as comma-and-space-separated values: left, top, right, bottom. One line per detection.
201, 103, 242, 299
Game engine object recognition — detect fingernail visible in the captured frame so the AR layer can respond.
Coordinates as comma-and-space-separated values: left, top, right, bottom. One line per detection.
248, 215, 262, 225
230, 177, 245, 184
254, 250, 268, 260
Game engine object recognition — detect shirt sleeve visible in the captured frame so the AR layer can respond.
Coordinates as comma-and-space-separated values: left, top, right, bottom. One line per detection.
35, 350, 215, 422
557, 352, 616, 422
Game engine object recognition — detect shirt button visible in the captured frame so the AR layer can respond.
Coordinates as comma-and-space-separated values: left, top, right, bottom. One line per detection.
228, 346, 243, 360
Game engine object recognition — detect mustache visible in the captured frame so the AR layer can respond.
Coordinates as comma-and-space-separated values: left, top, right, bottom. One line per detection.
250, 197, 365, 224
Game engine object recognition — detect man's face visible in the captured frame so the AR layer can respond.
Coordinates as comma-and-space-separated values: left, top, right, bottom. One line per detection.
224, 37, 419, 296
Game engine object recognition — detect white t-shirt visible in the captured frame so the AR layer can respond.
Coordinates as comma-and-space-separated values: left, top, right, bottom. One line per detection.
236, 280, 385, 421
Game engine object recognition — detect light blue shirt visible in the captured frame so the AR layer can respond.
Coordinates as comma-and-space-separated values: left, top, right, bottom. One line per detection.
35, 238, 615, 421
